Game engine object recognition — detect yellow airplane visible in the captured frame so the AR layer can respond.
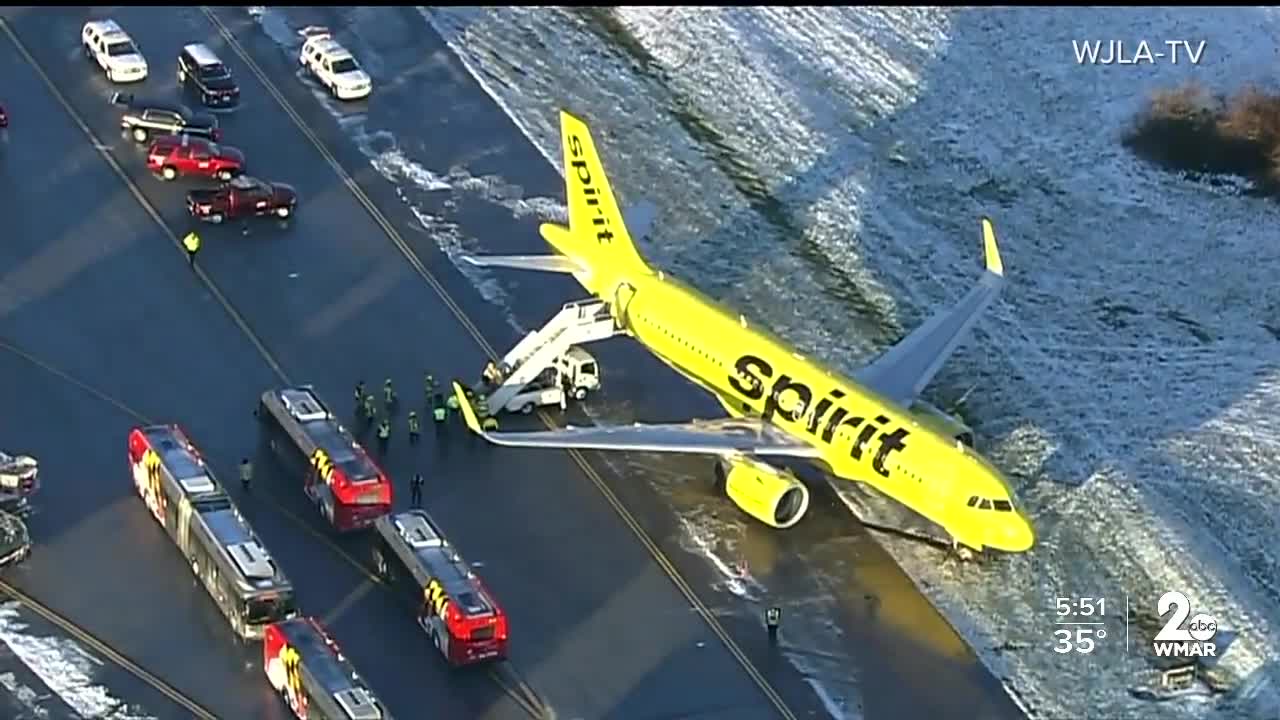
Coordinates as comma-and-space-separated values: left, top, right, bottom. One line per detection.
452, 111, 1035, 555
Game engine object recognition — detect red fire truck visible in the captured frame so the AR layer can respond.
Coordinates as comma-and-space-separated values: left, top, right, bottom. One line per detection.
371, 510, 508, 666
264, 616, 392, 720
128, 425, 297, 639
258, 387, 392, 531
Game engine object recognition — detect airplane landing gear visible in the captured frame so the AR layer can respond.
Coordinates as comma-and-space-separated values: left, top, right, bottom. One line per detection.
948, 539, 977, 563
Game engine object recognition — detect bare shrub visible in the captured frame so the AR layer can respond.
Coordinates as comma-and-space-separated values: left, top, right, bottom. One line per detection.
1148, 82, 1217, 125
1123, 82, 1280, 185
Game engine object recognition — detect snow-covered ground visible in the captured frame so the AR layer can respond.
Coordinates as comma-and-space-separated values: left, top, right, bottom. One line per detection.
253, 6, 1280, 719
0, 602, 155, 719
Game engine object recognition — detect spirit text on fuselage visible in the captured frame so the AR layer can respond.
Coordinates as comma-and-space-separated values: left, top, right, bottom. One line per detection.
727, 353, 908, 478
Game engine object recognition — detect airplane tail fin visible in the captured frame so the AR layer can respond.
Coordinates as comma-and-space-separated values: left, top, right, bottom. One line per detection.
539, 111, 651, 290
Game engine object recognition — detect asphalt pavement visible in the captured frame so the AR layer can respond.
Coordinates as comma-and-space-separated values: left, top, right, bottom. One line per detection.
1, 6, 808, 720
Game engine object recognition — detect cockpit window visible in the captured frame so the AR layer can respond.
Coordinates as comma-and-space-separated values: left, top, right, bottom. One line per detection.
992, 500, 1013, 512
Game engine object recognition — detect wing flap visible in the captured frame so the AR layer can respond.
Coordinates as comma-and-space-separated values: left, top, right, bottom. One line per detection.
461, 254, 584, 274
451, 382, 820, 458
855, 217, 1007, 406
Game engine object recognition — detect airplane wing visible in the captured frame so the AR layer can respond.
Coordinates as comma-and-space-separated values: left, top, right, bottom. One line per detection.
452, 383, 821, 458
459, 202, 656, 275
854, 217, 1007, 407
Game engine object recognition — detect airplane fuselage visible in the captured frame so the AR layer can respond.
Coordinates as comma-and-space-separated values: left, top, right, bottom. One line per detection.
612, 271, 983, 543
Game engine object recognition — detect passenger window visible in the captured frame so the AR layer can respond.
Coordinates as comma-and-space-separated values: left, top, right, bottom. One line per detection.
967, 496, 979, 507
979, 499, 992, 510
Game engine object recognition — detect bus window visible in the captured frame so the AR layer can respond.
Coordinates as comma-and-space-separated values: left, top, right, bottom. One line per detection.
967, 496, 979, 507
246, 595, 296, 625
978, 499, 992, 510
992, 499, 1013, 512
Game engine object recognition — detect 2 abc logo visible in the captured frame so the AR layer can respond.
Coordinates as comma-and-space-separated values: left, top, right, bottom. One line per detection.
1153, 591, 1218, 658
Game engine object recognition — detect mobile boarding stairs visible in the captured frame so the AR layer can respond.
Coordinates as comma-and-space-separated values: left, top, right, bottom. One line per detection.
479, 299, 620, 413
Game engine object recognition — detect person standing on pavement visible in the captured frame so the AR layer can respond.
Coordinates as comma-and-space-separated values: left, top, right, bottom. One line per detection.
377, 419, 391, 455
408, 411, 421, 445
182, 231, 201, 268
383, 378, 397, 411
410, 473, 424, 508
432, 400, 446, 434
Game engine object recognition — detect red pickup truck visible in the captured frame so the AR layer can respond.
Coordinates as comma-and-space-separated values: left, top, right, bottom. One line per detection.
187, 175, 297, 224
147, 135, 243, 181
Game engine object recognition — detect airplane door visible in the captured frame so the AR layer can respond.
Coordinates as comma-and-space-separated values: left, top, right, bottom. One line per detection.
612, 283, 636, 327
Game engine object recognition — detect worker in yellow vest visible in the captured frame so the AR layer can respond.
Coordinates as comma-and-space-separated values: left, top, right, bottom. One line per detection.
182, 231, 201, 267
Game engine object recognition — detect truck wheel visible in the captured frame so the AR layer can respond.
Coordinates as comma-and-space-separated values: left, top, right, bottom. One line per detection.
132, 127, 148, 143
713, 460, 727, 494
207, 212, 225, 224
83, 43, 92, 60
161, 166, 177, 181
520, 402, 534, 415
573, 387, 588, 401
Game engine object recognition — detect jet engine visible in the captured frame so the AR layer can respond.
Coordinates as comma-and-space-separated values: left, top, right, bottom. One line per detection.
714, 456, 810, 529
909, 400, 975, 449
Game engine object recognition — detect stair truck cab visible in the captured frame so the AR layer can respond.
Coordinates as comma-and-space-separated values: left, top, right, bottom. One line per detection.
489, 347, 601, 414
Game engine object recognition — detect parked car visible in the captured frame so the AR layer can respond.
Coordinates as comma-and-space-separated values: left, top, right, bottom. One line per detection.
177, 43, 240, 108
187, 175, 297, 224
114, 94, 220, 144
81, 19, 148, 83
147, 135, 244, 181
298, 26, 372, 100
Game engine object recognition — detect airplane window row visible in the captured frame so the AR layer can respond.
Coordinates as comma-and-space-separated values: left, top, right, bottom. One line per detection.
642, 314, 725, 368
967, 496, 1014, 512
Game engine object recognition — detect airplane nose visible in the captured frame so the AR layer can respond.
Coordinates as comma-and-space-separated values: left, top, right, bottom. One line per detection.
992, 513, 1036, 553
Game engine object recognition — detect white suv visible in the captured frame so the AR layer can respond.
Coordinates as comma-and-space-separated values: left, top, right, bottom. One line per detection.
82, 19, 148, 83
297, 27, 371, 101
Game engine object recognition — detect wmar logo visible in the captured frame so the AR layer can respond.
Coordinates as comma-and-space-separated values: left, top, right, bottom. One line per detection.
1153, 591, 1218, 658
